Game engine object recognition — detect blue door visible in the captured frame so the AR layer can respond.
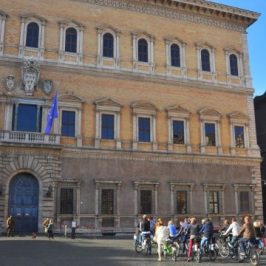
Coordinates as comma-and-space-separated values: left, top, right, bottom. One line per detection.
8, 173, 39, 233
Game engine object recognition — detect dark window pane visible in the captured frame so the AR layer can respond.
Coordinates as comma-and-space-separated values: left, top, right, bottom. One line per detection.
201, 49, 211, 72
138, 38, 148, 62
103, 33, 114, 58
140, 190, 152, 214
65, 27, 77, 53
26, 22, 39, 48
239, 191, 249, 213
208, 191, 219, 214
173, 120, 184, 144
205, 123, 216, 146
176, 191, 187, 214
101, 114, 114, 140
60, 188, 73, 214
230, 54, 239, 76
16, 104, 38, 132
101, 189, 114, 215
138, 117, 150, 142
171, 44, 180, 67
61, 111, 75, 137
235, 126, 245, 148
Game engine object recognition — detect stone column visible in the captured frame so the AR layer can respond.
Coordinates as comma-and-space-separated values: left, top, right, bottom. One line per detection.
0, 15, 7, 55
242, 33, 252, 88
95, 111, 100, 148
95, 183, 99, 229
19, 17, 26, 57
96, 28, 103, 66
59, 24, 65, 61
154, 184, 159, 216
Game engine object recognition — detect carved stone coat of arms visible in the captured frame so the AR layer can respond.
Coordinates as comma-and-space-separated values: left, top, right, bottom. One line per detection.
22, 59, 40, 96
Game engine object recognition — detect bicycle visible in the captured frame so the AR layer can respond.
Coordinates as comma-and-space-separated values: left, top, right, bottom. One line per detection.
134, 232, 152, 255
238, 239, 260, 266
162, 239, 178, 261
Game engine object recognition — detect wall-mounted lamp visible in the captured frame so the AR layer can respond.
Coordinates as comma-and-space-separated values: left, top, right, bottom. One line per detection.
46, 185, 53, 197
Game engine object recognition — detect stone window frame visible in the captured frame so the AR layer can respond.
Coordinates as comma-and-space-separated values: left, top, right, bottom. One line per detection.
224, 47, 244, 84
169, 182, 194, 216
58, 20, 84, 64
131, 101, 157, 150
233, 184, 254, 215
96, 26, 120, 69
196, 42, 216, 81
165, 38, 187, 77
133, 181, 159, 217
228, 111, 250, 155
199, 107, 222, 154
56, 180, 81, 220
203, 183, 225, 215
94, 180, 122, 228
19, 14, 46, 59
94, 98, 122, 149
50, 94, 83, 146
3, 97, 46, 132
166, 105, 191, 152
0, 11, 7, 56
132, 32, 155, 73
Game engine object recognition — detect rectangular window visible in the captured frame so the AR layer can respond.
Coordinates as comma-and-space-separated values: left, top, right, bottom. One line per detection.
12, 104, 42, 132
138, 117, 150, 142
61, 111, 75, 137
173, 120, 185, 144
176, 191, 187, 214
208, 191, 219, 214
140, 190, 152, 214
60, 188, 74, 214
205, 123, 216, 146
101, 189, 114, 215
101, 114, 114, 140
239, 191, 250, 213
235, 126, 245, 148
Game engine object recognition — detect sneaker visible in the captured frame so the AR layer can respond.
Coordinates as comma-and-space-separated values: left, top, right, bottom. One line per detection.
158, 258, 162, 261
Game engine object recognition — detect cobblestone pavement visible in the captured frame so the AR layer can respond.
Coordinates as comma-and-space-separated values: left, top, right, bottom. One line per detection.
0, 236, 265, 266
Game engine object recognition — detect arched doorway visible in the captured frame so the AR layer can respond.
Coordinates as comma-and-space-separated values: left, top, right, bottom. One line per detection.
8, 173, 39, 233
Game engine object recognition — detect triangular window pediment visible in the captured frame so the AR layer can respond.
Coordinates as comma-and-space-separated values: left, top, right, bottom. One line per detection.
228, 111, 249, 121
94, 97, 122, 107
59, 94, 83, 103
198, 107, 221, 117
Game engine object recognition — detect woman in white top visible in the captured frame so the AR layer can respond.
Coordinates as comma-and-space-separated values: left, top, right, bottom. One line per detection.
154, 218, 169, 261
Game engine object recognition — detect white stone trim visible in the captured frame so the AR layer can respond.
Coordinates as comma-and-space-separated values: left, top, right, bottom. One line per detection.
196, 44, 216, 81
0, 12, 7, 55
165, 39, 187, 77
18, 16, 46, 59
133, 114, 156, 150
230, 123, 249, 154
132, 33, 155, 73
58, 21, 84, 64
96, 27, 120, 69
200, 120, 222, 154
58, 108, 79, 138
242, 33, 252, 88
224, 49, 244, 85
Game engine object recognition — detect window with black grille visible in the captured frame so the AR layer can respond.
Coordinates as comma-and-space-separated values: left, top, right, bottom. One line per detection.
140, 190, 152, 214
101, 189, 114, 215
60, 188, 74, 214
208, 191, 219, 214
176, 191, 187, 214
239, 191, 250, 213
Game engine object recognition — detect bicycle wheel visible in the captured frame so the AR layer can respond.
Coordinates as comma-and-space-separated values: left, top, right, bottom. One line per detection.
135, 241, 142, 253
195, 250, 201, 263
250, 248, 259, 266
219, 244, 229, 258
209, 250, 217, 261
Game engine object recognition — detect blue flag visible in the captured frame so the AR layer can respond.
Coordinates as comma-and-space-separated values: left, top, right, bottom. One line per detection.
45, 92, 58, 134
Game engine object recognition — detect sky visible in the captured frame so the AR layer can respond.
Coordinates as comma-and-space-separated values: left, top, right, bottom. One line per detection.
210, 0, 266, 96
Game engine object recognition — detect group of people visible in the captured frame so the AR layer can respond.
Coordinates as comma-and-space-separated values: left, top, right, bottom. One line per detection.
136, 214, 265, 262
42, 218, 54, 239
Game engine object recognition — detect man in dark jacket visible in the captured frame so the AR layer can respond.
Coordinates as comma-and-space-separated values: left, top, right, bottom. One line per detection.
199, 218, 213, 252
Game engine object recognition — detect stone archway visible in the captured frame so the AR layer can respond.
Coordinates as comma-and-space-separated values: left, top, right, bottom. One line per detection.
8, 173, 39, 233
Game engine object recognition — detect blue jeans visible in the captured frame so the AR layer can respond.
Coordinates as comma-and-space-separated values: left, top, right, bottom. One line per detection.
200, 236, 209, 253
230, 236, 238, 248
239, 238, 249, 254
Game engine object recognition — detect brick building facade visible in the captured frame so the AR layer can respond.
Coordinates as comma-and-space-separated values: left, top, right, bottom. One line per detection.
0, 0, 262, 234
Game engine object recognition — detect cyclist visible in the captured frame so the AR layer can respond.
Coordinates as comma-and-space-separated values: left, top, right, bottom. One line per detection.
187, 217, 200, 262
199, 218, 214, 253
238, 215, 256, 256
139, 214, 150, 246
223, 217, 240, 248
168, 220, 178, 238
154, 218, 169, 261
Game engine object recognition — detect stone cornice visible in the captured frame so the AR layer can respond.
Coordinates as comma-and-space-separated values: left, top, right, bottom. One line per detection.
0, 56, 255, 96
71, 0, 259, 32
61, 147, 261, 166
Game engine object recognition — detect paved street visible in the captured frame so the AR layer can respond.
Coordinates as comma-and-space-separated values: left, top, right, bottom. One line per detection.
0, 236, 265, 266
